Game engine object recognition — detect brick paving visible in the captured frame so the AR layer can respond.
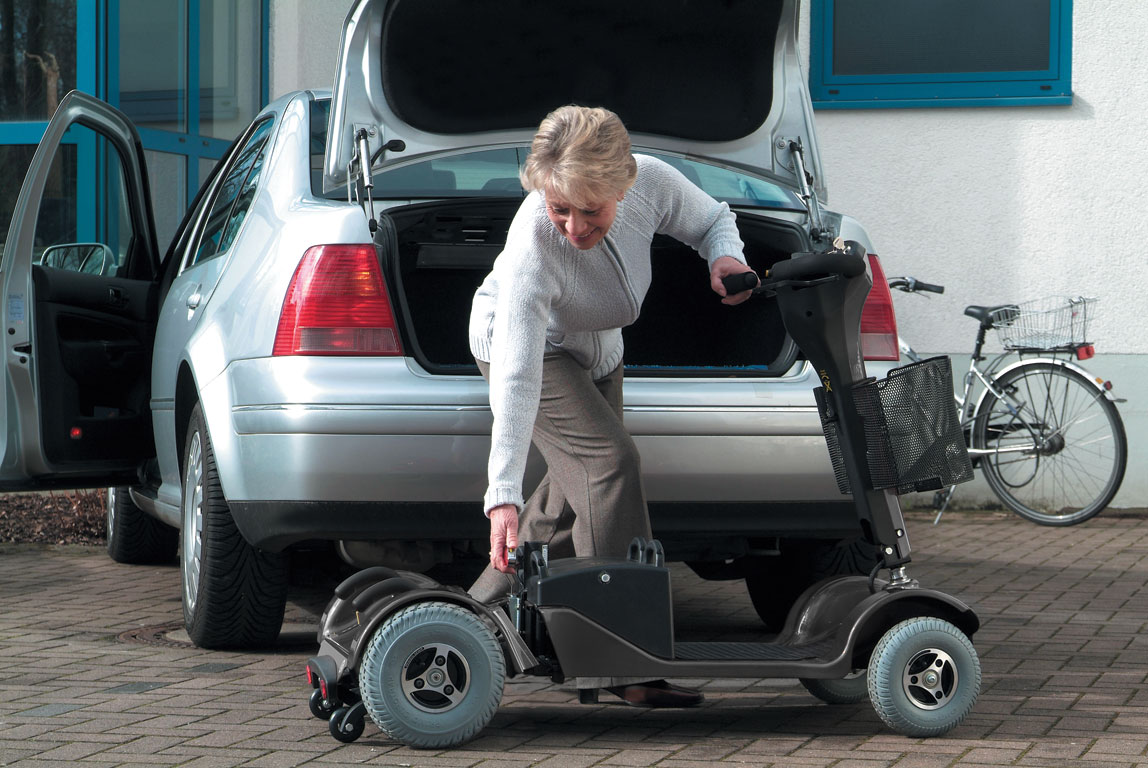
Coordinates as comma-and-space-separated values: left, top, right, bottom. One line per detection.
1, 508, 1147, 767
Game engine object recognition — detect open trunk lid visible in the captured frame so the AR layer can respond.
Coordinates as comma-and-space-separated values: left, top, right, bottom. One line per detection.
323, 0, 824, 201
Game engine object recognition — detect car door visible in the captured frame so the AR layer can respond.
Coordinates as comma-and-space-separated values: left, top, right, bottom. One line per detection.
0, 90, 159, 490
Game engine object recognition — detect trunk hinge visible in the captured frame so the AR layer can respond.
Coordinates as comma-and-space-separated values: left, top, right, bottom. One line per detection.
346, 126, 406, 236
786, 137, 830, 243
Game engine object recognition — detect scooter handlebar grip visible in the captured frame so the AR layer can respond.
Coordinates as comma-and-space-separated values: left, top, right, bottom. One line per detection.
721, 271, 760, 295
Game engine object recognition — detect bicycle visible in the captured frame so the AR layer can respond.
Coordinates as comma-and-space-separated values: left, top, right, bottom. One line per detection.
888, 276, 1127, 526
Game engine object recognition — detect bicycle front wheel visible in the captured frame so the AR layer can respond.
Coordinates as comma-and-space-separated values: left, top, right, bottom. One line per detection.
973, 362, 1127, 525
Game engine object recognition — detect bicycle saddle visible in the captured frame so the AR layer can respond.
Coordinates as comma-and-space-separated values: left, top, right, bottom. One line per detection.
964, 304, 1019, 328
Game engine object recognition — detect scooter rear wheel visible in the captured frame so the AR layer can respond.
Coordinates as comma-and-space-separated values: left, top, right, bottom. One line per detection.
867, 617, 980, 737
359, 601, 505, 749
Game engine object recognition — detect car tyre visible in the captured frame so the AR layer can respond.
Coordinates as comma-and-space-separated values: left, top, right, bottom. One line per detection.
801, 671, 869, 705
106, 485, 177, 564
180, 403, 287, 649
744, 537, 879, 632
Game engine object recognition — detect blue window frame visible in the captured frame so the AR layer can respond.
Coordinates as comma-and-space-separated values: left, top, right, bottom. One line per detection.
809, 0, 1073, 109
0, 0, 268, 255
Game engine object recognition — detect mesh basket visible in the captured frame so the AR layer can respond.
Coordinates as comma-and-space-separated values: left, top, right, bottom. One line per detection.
819, 356, 974, 495
991, 295, 1097, 351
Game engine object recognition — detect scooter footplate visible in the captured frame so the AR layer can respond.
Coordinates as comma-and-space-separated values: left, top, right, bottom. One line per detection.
674, 640, 835, 662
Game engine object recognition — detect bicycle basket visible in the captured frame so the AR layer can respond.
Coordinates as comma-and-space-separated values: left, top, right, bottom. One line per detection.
819, 356, 974, 495
991, 295, 1097, 350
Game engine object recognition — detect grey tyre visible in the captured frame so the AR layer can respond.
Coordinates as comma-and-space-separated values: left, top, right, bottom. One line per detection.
867, 618, 980, 737
360, 601, 505, 749
106, 485, 177, 564
801, 671, 868, 705
180, 403, 287, 649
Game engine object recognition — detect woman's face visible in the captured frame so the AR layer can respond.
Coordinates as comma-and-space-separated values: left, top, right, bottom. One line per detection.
544, 188, 623, 250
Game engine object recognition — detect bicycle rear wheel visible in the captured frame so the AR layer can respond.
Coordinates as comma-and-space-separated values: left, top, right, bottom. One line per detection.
973, 362, 1126, 525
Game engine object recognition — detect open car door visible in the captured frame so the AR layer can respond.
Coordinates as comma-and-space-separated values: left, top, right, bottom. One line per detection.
0, 90, 160, 491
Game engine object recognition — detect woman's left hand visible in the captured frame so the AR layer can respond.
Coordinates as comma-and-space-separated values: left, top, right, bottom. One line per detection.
711, 257, 757, 306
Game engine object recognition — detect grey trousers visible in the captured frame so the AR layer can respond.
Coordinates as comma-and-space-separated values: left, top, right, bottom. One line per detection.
471, 354, 654, 690
470, 353, 652, 601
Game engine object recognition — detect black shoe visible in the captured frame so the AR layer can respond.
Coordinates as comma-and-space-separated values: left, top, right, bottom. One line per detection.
605, 680, 704, 708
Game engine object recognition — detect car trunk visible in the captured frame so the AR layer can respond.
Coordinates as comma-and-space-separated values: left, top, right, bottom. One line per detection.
376, 199, 805, 375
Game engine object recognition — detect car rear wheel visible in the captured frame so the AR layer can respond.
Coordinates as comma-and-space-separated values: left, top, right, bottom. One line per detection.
743, 537, 879, 632
180, 403, 287, 648
106, 485, 177, 564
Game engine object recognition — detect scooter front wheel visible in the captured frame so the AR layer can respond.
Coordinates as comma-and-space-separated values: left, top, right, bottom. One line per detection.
867, 617, 980, 737
359, 601, 505, 749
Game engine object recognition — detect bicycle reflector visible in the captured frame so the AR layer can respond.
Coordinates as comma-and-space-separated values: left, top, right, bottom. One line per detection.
1076, 344, 1095, 361
274, 244, 403, 356
860, 254, 899, 361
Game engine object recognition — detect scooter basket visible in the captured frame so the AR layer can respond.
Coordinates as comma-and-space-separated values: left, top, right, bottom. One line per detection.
820, 356, 974, 495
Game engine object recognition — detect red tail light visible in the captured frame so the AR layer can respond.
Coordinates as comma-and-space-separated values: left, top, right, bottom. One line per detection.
1075, 344, 1095, 361
273, 244, 403, 356
860, 253, 899, 361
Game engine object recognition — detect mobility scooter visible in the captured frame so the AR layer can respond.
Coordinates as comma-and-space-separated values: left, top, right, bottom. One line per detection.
303, 242, 981, 748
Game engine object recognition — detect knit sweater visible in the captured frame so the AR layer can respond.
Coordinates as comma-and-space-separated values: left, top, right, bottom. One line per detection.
469, 154, 746, 514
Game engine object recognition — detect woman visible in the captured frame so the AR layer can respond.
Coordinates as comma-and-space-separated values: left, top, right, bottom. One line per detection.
469, 105, 756, 707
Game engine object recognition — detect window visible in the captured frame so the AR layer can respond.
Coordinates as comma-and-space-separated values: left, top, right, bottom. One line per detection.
32, 124, 137, 278
188, 118, 272, 267
809, 0, 1072, 109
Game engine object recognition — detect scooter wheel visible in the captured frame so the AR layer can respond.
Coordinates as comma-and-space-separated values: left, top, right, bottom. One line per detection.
801, 671, 868, 705
359, 601, 505, 749
329, 706, 365, 743
867, 617, 981, 737
309, 688, 334, 720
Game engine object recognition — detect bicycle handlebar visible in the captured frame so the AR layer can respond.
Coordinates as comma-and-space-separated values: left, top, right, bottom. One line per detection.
888, 276, 945, 294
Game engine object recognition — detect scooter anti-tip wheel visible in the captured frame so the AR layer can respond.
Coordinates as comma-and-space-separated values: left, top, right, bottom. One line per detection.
309, 688, 335, 720
329, 704, 366, 743
359, 601, 505, 749
867, 617, 981, 737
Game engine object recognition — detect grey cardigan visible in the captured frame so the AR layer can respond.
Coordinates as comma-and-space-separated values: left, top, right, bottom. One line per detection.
469, 154, 746, 513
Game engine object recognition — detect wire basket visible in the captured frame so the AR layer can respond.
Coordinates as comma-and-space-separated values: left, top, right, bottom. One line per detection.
819, 356, 974, 495
991, 296, 1097, 351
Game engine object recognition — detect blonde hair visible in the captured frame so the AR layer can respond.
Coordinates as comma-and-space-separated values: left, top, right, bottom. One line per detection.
520, 105, 638, 208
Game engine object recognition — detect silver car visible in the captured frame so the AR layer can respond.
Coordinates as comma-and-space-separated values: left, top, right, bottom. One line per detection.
1, 0, 901, 648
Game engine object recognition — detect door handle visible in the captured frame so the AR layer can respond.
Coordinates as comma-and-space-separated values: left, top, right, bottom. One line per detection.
187, 285, 202, 310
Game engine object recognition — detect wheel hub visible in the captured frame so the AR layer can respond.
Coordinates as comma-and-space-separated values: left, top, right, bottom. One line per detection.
902, 647, 958, 711
401, 642, 471, 713
1037, 432, 1066, 456
181, 433, 205, 613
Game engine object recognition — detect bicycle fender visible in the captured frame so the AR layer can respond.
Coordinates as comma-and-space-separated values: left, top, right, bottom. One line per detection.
970, 357, 1118, 419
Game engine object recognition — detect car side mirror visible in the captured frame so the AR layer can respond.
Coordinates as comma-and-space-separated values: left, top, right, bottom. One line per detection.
38, 242, 117, 276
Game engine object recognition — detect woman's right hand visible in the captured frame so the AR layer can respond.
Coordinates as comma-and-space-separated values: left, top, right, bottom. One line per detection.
488, 504, 520, 574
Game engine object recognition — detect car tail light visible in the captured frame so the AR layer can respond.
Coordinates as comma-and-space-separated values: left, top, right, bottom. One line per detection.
860, 253, 899, 361
273, 244, 403, 356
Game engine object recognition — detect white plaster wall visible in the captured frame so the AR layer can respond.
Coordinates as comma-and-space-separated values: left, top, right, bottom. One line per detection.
268, 0, 348, 98
800, 2, 1148, 356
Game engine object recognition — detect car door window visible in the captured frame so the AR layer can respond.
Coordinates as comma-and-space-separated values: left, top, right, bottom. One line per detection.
33, 125, 136, 278
187, 118, 273, 268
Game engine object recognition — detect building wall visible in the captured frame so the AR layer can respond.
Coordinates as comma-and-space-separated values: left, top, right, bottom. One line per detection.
269, 1, 1146, 508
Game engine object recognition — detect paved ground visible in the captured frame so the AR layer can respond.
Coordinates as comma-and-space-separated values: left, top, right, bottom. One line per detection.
2, 508, 1148, 767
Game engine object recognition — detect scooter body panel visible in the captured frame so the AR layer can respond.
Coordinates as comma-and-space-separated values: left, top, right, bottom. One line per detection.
540, 573, 977, 680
